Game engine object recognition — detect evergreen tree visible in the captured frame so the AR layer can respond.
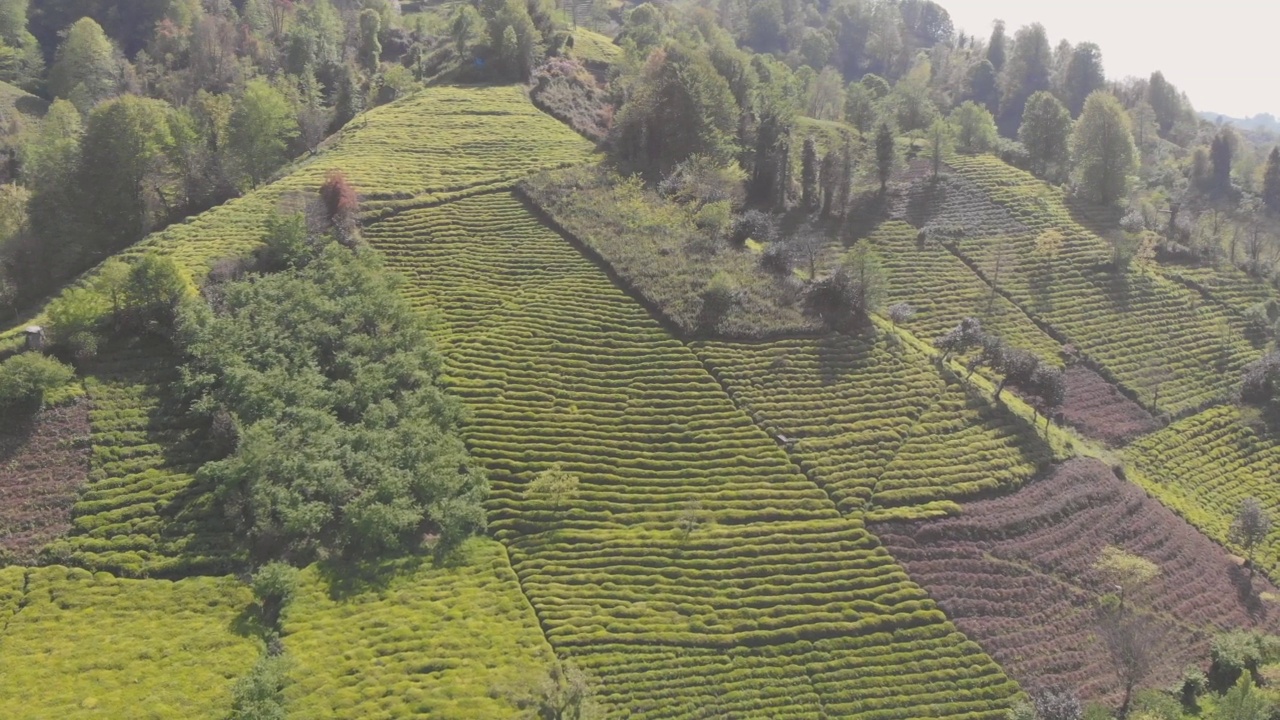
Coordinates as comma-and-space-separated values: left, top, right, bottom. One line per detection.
1210, 128, 1235, 197
875, 121, 895, 192
357, 9, 382, 72
998, 23, 1052, 136
1071, 91, 1137, 206
1147, 70, 1181, 136
1262, 147, 1280, 214
801, 136, 819, 210
1061, 42, 1105, 117
1019, 91, 1072, 180
986, 20, 1006, 72
964, 59, 999, 114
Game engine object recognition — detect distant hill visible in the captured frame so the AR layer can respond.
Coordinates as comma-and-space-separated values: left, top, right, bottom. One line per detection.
1198, 110, 1280, 133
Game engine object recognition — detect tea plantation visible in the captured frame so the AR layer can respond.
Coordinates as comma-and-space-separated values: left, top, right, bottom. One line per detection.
282, 539, 555, 720
0, 85, 594, 354
944, 155, 1259, 415
1127, 406, 1280, 580
362, 191, 1020, 717
4, 78, 1280, 719
0, 566, 259, 719
695, 331, 1052, 521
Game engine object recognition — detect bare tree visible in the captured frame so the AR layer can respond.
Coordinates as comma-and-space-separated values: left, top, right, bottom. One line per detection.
1099, 609, 1163, 718
1230, 497, 1273, 572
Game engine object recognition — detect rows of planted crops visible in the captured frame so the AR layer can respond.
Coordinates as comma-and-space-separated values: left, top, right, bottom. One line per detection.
866, 220, 1061, 362
40, 341, 236, 577
875, 458, 1280, 704
1127, 406, 1280, 581
0, 565, 258, 719
944, 155, 1258, 415
694, 332, 1051, 521
362, 191, 1020, 718
282, 539, 555, 720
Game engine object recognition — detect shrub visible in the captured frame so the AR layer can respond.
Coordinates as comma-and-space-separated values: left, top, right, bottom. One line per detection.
730, 210, 777, 245
699, 271, 739, 326
230, 654, 289, 720
319, 170, 359, 224
760, 242, 793, 275
251, 562, 300, 628
0, 352, 75, 412
46, 286, 110, 358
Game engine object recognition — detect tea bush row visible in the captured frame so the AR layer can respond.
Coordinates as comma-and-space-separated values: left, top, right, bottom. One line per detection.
946, 155, 1258, 414
0, 85, 595, 353
282, 539, 554, 720
41, 341, 237, 577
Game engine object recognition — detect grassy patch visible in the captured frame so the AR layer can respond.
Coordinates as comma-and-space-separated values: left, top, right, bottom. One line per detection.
0, 566, 258, 719
283, 539, 553, 719
522, 164, 821, 337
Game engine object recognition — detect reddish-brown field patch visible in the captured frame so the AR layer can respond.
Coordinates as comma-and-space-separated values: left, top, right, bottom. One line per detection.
874, 459, 1279, 703
0, 402, 92, 563
1056, 366, 1160, 446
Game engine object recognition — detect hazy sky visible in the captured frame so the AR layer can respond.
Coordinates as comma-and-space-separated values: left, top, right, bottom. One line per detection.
941, 1, 1277, 119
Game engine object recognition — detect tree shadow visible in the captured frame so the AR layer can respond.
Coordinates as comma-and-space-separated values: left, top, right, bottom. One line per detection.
1227, 563, 1269, 622
315, 550, 435, 601
77, 335, 243, 576
903, 178, 946, 229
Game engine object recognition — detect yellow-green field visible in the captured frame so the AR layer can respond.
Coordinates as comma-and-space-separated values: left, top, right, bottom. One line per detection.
283, 539, 554, 719
0, 567, 258, 720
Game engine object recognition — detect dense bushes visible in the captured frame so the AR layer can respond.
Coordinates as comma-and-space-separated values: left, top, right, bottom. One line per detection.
179, 243, 486, 564
0, 351, 74, 412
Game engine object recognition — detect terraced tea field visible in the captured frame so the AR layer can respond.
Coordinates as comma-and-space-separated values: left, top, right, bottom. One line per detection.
283, 539, 554, 719
875, 459, 1280, 703
0, 566, 258, 719
0, 85, 595, 353
363, 191, 1020, 718
866, 220, 1060, 361
945, 155, 1258, 415
695, 332, 1051, 521
41, 341, 236, 577
1127, 406, 1280, 579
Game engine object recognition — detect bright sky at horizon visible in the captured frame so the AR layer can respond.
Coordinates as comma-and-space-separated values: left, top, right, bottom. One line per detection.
940, 1, 1279, 119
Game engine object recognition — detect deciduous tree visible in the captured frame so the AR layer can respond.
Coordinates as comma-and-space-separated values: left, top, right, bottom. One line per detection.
1020, 91, 1071, 181
1071, 92, 1137, 206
